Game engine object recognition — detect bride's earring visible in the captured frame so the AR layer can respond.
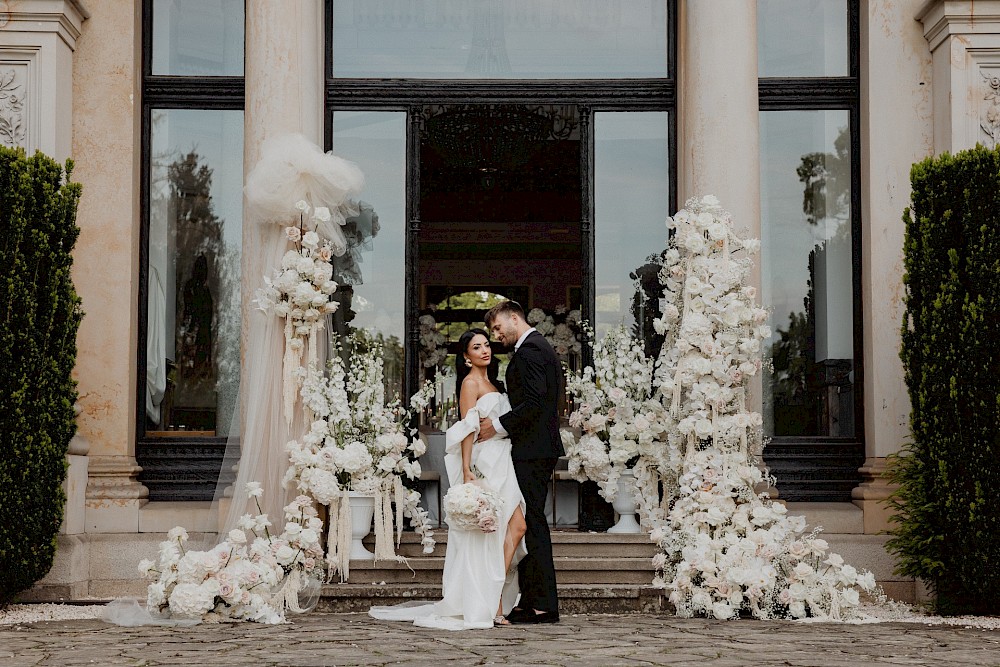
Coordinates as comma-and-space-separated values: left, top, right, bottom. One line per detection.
465, 358, 472, 367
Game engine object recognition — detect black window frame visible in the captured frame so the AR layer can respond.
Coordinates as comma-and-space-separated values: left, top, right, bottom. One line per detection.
323, 0, 679, 402
758, 0, 864, 501
135, 0, 245, 501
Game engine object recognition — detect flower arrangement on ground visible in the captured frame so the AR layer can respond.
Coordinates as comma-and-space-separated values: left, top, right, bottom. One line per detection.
417, 312, 449, 373
526, 305, 584, 362
562, 323, 673, 531
444, 480, 503, 533
650, 195, 878, 620
254, 199, 342, 423
139, 482, 325, 624
287, 333, 437, 581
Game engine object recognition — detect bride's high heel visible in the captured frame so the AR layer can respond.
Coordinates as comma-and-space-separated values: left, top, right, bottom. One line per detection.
493, 615, 511, 626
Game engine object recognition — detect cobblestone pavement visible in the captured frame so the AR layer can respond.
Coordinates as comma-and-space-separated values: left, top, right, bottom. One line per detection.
3, 612, 1000, 667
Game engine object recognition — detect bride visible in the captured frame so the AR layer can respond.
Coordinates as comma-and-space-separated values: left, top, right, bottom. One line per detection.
370, 328, 527, 630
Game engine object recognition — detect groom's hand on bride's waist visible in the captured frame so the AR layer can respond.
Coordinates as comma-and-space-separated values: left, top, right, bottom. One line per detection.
477, 417, 496, 442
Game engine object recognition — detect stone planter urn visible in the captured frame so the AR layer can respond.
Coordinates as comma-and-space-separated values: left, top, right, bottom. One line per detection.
348, 492, 376, 559
607, 468, 642, 534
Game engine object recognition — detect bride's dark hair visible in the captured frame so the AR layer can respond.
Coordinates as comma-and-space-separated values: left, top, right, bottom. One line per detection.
455, 328, 505, 402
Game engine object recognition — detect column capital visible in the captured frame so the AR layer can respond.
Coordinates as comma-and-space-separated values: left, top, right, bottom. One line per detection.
0, 0, 89, 50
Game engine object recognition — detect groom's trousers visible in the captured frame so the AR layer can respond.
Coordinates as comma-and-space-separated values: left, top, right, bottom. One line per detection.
513, 457, 559, 613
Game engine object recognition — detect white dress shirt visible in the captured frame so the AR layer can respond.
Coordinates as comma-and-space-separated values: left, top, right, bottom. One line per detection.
491, 327, 536, 437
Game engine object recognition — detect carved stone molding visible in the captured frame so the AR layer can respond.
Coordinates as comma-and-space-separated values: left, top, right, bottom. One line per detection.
919, 1, 1000, 153
982, 69, 1000, 147
0, 66, 25, 148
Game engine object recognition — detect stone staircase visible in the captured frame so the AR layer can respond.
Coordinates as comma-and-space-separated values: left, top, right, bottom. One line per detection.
318, 529, 667, 614
318, 502, 916, 613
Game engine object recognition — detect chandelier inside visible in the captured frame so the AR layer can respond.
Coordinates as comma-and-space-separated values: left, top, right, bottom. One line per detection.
423, 105, 578, 172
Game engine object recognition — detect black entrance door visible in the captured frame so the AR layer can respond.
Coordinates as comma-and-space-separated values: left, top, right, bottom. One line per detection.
405, 104, 591, 399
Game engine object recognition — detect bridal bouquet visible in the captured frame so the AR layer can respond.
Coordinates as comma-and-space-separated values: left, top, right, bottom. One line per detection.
287, 333, 437, 580
139, 482, 325, 624
443, 480, 503, 533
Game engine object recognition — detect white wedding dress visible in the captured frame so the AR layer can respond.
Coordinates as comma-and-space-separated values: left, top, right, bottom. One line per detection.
369, 392, 527, 630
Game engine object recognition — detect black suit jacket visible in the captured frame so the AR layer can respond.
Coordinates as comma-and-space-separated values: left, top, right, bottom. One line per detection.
499, 330, 565, 461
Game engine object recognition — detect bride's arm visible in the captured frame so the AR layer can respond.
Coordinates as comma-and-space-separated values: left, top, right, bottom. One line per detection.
458, 380, 478, 484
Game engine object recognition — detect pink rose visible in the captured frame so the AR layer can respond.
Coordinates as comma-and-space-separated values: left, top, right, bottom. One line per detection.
478, 515, 498, 533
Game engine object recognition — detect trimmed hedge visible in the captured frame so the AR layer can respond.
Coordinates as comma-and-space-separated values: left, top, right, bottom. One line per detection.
0, 148, 83, 608
888, 144, 1000, 615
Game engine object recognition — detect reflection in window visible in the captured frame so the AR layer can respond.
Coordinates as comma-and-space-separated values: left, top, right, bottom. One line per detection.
758, 0, 847, 78
330, 111, 406, 401
152, 0, 244, 76
332, 0, 668, 79
147, 109, 243, 436
760, 110, 853, 437
594, 112, 670, 354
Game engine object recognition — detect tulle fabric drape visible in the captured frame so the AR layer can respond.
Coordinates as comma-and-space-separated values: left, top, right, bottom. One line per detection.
213, 133, 365, 536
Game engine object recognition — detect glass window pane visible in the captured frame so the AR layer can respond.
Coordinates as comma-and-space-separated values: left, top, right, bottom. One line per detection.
332, 0, 669, 79
760, 110, 854, 438
147, 109, 243, 436
330, 111, 407, 401
758, 0, 848, 77
594, 112, 670, 353
152, 0, 244, 76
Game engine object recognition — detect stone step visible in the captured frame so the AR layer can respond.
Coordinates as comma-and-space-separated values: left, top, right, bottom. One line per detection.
345, 555, 656, 584
367, 529, 658, 559
319, 583, 667, 614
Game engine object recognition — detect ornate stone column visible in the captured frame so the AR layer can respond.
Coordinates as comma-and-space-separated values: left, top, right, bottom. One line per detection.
849, 1, 932, 534
678, 1, 765, 475
678, 0, 760, 239
224, 1, 324, 521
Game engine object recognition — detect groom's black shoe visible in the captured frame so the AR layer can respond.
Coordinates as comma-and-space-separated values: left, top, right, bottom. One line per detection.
511, 609, 560, 624
505, 607, 533, 623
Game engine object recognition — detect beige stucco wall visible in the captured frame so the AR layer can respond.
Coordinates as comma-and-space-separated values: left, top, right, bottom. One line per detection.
851, 1, 934, 532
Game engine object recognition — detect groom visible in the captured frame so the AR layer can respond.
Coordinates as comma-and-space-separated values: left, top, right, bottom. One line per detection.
479, 300, 563, 624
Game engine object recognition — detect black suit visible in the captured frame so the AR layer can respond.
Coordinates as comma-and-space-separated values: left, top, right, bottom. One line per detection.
498, 330, 564, 613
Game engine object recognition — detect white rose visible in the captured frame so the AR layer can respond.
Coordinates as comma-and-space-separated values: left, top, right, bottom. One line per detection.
295, 200, 310, 213
167, 526, 189, 542
694, 419, 714, 439
312, 206, 331, 223
227, 529, 247, 545
275, 545, 297, 565
146, 581, 167, 608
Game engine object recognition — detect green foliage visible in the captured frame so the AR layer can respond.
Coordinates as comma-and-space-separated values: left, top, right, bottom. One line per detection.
888, 144, 1000, 615
0, 147, 83, 608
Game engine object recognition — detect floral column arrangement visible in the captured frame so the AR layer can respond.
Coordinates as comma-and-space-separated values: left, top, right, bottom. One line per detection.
562, 323, 674, 532
649, 195, 877, 620
286, 334, 436, 581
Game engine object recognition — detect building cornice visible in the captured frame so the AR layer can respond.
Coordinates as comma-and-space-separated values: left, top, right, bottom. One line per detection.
0, 0, 90, 49
917, 0, 1000, 51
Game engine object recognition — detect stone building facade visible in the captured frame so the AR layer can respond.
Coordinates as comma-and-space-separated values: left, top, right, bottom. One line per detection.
2, 0, 994, 602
